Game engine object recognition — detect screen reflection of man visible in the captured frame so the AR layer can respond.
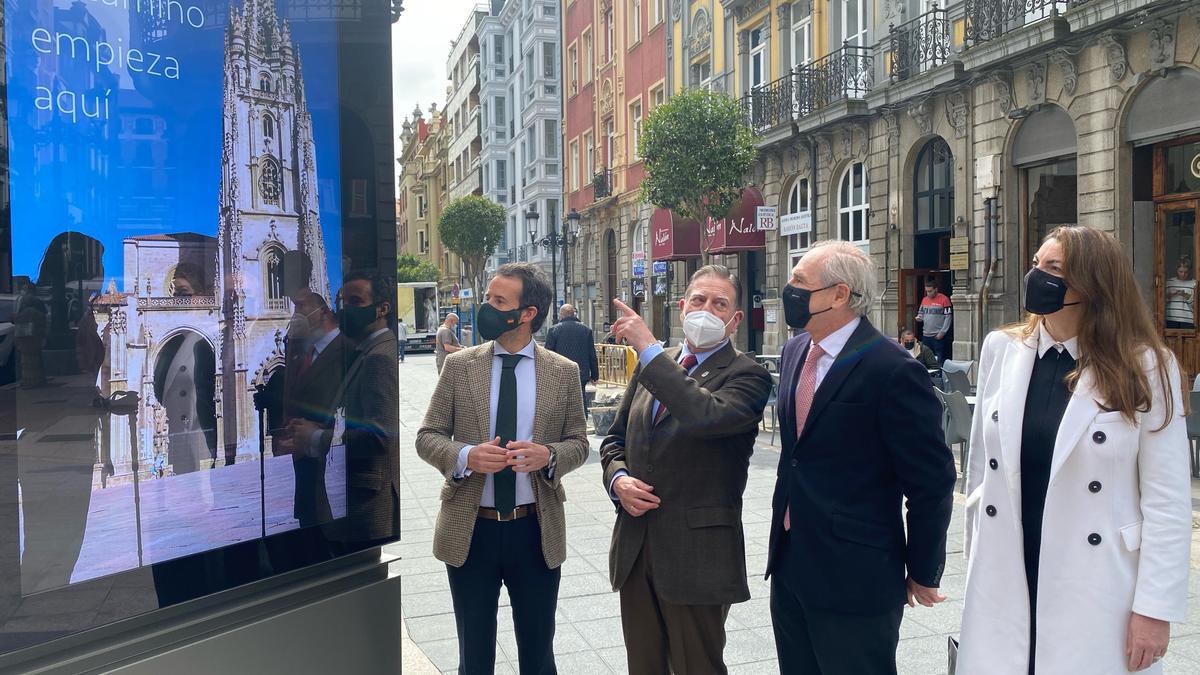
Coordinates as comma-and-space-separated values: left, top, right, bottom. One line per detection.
273, 293, 350, 528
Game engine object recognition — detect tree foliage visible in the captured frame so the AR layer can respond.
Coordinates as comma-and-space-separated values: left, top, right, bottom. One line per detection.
639, 88, 758, 224
438, 194, 506, 295
395, 254, 440, 283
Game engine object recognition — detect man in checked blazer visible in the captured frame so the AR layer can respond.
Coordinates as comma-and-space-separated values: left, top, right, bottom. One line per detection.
601, 265, 772, 674
417, 262, 590, 675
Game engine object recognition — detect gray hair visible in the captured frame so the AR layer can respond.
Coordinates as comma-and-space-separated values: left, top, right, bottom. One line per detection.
809, 240, 877, 317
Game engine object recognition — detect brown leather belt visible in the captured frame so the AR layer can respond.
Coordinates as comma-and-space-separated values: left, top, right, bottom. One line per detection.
478, 504, 536, 521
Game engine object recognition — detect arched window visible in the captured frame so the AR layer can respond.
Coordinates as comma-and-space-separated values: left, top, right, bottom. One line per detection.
914, 138, 954, 232
786, 177, 812, 270
262, 112, 275, 139
632, 221, 646, 257
263, 247, 286, 311
838, 162, 869, 245
259, 157, 281, 206
258, 73, 272, 92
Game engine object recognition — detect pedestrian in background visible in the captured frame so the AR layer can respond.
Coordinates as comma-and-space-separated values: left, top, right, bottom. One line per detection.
397, 317, 408, 363
916, 278, 953, 364
546, 304, 599, 415
416, 263, 590, 675
768, 241, 956, 674
902, 328, 940, 375
435, 312, 461, 374
601, 265, 771, 674
958, 226, 1190, 674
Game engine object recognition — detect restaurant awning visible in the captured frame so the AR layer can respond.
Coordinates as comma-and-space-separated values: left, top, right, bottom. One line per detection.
702, 187, 767, 255
650, 208, 702, 261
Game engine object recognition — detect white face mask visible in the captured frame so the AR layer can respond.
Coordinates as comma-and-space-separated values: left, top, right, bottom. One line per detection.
682, 310, 733, 350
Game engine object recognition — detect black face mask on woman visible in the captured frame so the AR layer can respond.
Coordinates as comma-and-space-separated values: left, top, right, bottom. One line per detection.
1023, 267, 1080, 315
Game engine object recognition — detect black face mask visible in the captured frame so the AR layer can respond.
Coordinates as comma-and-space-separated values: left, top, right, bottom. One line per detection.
477, 302, 525, 341
1023, 267, 1079, 315
337, 303, 378, 338
903, 340, 916, 349
781, 283, 840, 330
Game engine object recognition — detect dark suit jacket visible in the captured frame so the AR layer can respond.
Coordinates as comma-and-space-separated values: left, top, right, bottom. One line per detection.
285, 331, 352, 524
546, 316, 598, 385
766, 318, 956, 615
601, 342, 772, 606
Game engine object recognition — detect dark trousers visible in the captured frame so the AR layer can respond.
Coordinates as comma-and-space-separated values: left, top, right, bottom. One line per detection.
619, 546, 730, 675
446, 516, 560, 675
924, 334, 948, 365
580, 380, 589, 416
292, 454, 332, 528
398, 340, 406, 362
770, 533, 903, 675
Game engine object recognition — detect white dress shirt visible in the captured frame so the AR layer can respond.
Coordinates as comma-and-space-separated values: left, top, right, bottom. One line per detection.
310, 327, 341, 357
454, 338, 538, 508
807, 316, 861, 390
1036, 321, 1079, 360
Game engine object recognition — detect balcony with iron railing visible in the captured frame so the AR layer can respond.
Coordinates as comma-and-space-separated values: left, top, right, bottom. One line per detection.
793, 44, 874, 129
959, 0, 1070, 68
593, 169, 613, 201
739, 73, 795, 136
888, 6, 953, 83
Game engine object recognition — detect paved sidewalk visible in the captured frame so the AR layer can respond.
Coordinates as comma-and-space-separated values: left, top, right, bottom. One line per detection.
392, 353, 1200, 674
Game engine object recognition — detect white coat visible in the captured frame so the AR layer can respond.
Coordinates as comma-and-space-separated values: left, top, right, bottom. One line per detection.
958, 328, 1191, 674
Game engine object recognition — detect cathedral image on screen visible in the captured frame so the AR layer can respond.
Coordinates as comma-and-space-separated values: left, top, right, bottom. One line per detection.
92, 0, 331, 483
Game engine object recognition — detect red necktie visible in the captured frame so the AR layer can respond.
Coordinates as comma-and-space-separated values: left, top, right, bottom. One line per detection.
654, 353, 699, 425
785, 342, 825, 531
298, 346, 316, 376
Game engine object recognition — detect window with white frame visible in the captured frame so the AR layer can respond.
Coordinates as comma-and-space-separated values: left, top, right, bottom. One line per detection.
605, 10, 614, 61
653, 85, 665, 108
604, 118, 615, 168
569, 44, 579, 94
840, 0, 867, 47
631, 0, 642, 43
750, 27, 766, 90
630, 101, 643, 160
792, 1, 813, 69
584, 131, 595, 178
652, 0, 663, 25
787, 178, 812, 270
633, 221, 646, 257
570, 140, 580, 191
838, 162, 869, 245
583, 30, 593, 83
544, 120, 558, 159
543, 42, 556, 80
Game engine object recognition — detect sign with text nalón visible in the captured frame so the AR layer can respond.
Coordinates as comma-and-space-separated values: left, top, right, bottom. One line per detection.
703, 187, 767, 254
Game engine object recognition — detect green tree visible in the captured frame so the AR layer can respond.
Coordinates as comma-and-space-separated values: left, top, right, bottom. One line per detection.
395, 254, 441, 283
639, 88, 757, 224
438, 194, 506, 298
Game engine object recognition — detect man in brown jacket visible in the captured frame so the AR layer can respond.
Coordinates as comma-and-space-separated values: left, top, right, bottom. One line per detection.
602, 265, 772, 674
417, 263, 590, 675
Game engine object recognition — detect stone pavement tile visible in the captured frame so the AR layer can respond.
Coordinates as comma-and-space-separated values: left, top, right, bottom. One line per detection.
596, 645, 629, 673
896, 633, 950, 675
575, 616, 628, 650
401, 570, 449, 595
727, 659, 780, 674
558, 571, 615, 599
398, 525, 435, 543
937, 572, 967, 600
397, 553, 447, 576
1167, 632, 1200, 662
724, 628, 776, 666
550, 650, 614, 674
729, 597, 773, 629
405, 612, 460, 643
411, 637, 463, 673
402, 589, 455, 619
907, 599, 965, 636
558, 592, 623, 622
899, 614, 937, 640
570, 536, 615, 556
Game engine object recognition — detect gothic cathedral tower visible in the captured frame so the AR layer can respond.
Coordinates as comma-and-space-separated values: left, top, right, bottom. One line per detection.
217, 0, 330, 457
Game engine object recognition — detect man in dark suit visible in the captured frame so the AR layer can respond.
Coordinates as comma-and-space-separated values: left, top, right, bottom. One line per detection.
768, 241, 956, 674
545, 303, 599, 414
601, 265, 772, 674
274, 292, 350, 527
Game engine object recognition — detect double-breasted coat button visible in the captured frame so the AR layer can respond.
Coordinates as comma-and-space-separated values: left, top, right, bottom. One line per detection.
991, 411, 999, 422
1088, 481, 1102, 493
989, 458, 998, 470
985, 505, 997, 517
1092, 431, 1106, 444
647, 464, 655, 473
790, 459, 798, 468
1088, 533, 1102, 545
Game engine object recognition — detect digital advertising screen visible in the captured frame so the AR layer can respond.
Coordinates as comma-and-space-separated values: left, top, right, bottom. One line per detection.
0, 0, 397, 659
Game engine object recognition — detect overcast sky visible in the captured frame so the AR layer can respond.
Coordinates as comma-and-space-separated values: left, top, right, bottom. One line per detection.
392, 0, 488, 166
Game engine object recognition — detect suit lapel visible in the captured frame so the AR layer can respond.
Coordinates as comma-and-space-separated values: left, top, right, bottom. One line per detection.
1047, 367, 1101, 487
472, 343, 495, 443
778, 334, 806, 447
642, 346, 681, 430
799, 320, 879, 442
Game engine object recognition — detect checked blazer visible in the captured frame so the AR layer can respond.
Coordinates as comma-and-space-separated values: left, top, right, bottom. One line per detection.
416, 341, 591, 568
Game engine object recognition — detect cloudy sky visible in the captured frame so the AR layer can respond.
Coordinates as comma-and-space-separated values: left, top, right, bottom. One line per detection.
392, 0, 489, 167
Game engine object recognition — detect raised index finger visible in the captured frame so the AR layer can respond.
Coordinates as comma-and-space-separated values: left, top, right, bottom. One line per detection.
612, 298, 637, 317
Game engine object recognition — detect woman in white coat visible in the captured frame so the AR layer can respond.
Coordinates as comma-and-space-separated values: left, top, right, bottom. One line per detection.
958, 226, 1191, 674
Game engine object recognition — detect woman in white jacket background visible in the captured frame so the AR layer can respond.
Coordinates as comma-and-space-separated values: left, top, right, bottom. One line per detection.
958, 225, 1191, 674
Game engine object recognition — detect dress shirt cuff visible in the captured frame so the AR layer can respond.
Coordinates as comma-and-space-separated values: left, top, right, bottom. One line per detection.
454, 445, 473, 479
638, 343, 665, 368
607, 469, 629, 500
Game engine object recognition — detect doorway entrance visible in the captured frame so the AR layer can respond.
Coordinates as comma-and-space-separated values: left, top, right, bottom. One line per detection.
1153, 137, 1200, 378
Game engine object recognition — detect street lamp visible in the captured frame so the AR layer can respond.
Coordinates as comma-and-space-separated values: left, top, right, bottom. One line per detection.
562, 208, 581, 304
527, 206, 581, 323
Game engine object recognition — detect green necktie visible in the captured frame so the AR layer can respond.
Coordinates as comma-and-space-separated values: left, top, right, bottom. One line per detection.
493, 353, 524, 515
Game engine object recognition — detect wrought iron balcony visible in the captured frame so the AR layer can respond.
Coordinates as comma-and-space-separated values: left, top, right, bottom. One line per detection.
964, 0, 1067, 47
888, 6, 952, 82
795, 44, 874, 116
740, 73, 795, 133
593, 169, 613, 201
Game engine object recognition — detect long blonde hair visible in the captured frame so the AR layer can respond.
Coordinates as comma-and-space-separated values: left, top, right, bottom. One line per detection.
1008, 226, 1178, 428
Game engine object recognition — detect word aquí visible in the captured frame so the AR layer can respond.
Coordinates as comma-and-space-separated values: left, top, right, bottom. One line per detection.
32, 29, 182, 79
35, 85, 112, 124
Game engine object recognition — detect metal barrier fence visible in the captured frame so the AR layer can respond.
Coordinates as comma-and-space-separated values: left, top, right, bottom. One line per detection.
596, 344, 636, 386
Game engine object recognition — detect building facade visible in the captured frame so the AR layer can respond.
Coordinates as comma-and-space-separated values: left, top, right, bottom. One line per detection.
397, 104, 462, 307
446, 8, 488, 202
563, 0, 669, 337
478, 0, 564, 314
658, 0, 1200, 375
